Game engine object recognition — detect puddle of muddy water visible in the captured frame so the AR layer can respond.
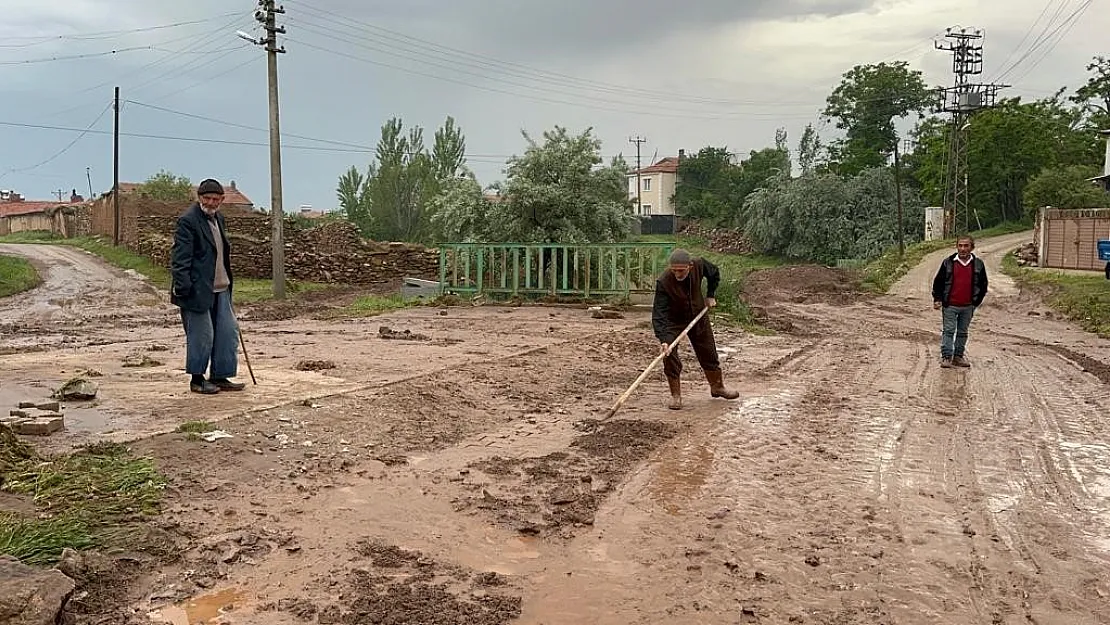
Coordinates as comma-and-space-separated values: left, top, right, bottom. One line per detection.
149, 588, 246, 625
0, 381, 115, 434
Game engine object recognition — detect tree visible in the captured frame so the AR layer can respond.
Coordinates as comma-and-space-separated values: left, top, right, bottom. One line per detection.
741, 168, 923, 264
797, 123, 825, 175
673, 140, 791, 228
338, 116, 468, 241
336, 166, 370, 229
426, 169, 491, 242
1024, 165, 1110, 216
139, 169, 192, 204
1072, 56, 1110, 127
822, 61, 935, 175
909, 95, 1101, 226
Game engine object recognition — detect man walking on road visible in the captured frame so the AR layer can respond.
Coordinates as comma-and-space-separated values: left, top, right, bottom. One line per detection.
652, 248, 739, 410
931, 235, 989, 368
170, 179, 246, 394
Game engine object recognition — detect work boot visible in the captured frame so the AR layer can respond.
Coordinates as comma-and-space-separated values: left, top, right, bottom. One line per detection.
940, 357, 953, 368
705, 370, 739, 400
951, 355, 971, 368
210, 378, 246, 391
190, 379, 220, 395
666, 376, 682, 410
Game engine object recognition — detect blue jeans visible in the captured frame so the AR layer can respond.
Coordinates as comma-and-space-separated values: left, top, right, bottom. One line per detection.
940, 305, 976, 359
181, 290, 239, 378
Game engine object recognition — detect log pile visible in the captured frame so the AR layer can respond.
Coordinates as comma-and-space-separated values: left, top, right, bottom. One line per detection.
679, 222, 754, 255
1013, 242, 1039, 266
133, 216, 439, 285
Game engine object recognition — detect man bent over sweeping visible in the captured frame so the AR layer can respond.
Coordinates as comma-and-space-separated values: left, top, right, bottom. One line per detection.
652, 248, 739, 410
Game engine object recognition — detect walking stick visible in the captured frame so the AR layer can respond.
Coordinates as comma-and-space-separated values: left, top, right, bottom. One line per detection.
231, 302, 257, 385
238, 328, 257, 385
604, 307, 708, 420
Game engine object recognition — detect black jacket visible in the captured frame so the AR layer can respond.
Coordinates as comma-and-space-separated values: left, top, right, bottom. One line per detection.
170, 203, 233, 312
931, 254, 988, 307
652, 257, 720, 343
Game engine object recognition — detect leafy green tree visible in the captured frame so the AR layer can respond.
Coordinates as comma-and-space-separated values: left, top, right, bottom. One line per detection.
797, 123, 826, 175
426, 169, 490, 242
1024, 165, 1110, 215
741, 168, 923, 263
1072, 56, 1110, 128
822, 61, 934, 175
138, 169, 192, 204
337, 116, 468, 242
336, 165, 370, 228
673, 140, 790, 227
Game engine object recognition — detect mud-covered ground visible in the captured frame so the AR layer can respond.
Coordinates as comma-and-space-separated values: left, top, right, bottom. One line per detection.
2, 233, 1110, 625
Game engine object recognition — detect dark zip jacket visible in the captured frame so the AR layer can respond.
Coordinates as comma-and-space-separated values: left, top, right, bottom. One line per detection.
170, 203, 233, 313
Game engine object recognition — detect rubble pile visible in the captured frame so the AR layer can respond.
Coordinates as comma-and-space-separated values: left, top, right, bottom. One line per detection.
1013, 243, 1039, 266
133, 217, 439, 286
679, 222, 754, 255
2, 400, 65, 436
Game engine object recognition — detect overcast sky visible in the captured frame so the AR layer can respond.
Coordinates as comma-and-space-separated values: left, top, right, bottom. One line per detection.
0, 0, 1102, 212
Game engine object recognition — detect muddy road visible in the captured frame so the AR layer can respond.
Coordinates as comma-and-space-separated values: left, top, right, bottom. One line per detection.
2, 233, 1109, 625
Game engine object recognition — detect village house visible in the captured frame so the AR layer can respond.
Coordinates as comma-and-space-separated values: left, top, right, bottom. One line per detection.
0, 189, 86, 236
107, 179, 255, 212
627, 152, 684, 234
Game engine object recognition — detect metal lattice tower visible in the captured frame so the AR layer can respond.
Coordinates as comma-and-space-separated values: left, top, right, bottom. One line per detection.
934, 27, 1007, 236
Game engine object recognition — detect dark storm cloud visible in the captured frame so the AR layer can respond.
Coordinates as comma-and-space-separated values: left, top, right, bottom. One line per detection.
318, 0, 879, 59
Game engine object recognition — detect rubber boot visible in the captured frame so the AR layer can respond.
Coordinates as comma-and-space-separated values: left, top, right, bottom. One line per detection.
666, 376, 682, 410
705, 370, 739, 400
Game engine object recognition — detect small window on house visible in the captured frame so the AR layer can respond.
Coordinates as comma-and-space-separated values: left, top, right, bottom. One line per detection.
642, 178, 651, 191
641, 204, 652, 215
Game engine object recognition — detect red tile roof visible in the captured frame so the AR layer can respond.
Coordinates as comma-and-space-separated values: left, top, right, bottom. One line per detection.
0, 201, 70, 217
114, 181, 253, 207
633, 157, 680, 175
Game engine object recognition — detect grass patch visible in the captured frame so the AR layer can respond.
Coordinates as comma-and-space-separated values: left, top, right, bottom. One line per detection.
860, 222, 1031, 294
346, 293, 416, 317
176, 421, 214, 434
0, 432, 167, 565
1002, 254, 1110, 337
635, 233, 783, 332
0, 254, 40, 298
0, 231, 328, 305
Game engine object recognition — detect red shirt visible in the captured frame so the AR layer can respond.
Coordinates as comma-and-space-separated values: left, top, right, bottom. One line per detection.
948, 257, 974, 306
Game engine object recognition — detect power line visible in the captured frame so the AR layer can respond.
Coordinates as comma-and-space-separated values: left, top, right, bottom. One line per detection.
0, 46, 156, 66
0, 101, 113, 182
993, 0, 1092, 82
0, 13, 245, 47
286, 37, 818, 121
1007, 0, 1095, 84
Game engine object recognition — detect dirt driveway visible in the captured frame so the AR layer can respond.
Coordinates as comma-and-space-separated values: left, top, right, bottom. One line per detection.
2, 234, 1109, 625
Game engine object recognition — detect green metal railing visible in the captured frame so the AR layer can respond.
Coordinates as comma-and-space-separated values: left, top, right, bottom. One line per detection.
438, 243, 674, 297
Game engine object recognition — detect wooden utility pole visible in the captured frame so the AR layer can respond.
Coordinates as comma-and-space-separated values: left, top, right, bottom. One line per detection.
894, 140, 904, 257
629, 136, 646, 214
113, 86, 120, 246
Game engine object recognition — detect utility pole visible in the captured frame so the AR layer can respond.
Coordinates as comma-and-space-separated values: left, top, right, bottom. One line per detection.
86, 167, 93, 199
113, 86, 120, 246
53, 189, 65, 201
894, 140, 904, 257
629, 136, 646, 215
935, 27, 1007, 237
240, 0, 287, 299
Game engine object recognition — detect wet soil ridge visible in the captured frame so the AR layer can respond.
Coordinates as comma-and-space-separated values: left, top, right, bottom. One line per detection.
265, 538, 522, 625
458, 419, 678, 537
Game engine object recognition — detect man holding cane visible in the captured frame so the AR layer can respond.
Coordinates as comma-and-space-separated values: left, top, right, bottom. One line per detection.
652, 248, 739, 410
170, 178, 247, 395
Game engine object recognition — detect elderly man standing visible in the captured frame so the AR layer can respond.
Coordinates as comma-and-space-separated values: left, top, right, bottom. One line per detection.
652, 248, 739, 410
170, 178, 246, 395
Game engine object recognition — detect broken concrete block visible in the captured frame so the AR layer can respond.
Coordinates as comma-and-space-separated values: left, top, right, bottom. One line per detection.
17, 401, 36, 409
9, 409, 29, 418
0, 556, 76, 625
35, 401, 60, 412
15, 416, 64, 436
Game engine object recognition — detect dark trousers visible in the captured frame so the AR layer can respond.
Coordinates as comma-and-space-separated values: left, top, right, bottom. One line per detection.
663, 319, 720, 379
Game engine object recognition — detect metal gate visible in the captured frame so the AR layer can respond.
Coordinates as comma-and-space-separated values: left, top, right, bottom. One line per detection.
438, 243, 674, 297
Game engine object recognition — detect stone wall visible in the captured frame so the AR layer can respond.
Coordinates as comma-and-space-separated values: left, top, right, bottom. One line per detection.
132, 210, 439, 287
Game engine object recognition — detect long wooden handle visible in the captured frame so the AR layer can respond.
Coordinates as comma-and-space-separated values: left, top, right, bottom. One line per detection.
604, 307, 708, 419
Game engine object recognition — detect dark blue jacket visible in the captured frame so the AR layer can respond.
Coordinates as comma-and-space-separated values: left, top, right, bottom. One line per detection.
170, 203, 232, 312
931, 254, 988, 307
